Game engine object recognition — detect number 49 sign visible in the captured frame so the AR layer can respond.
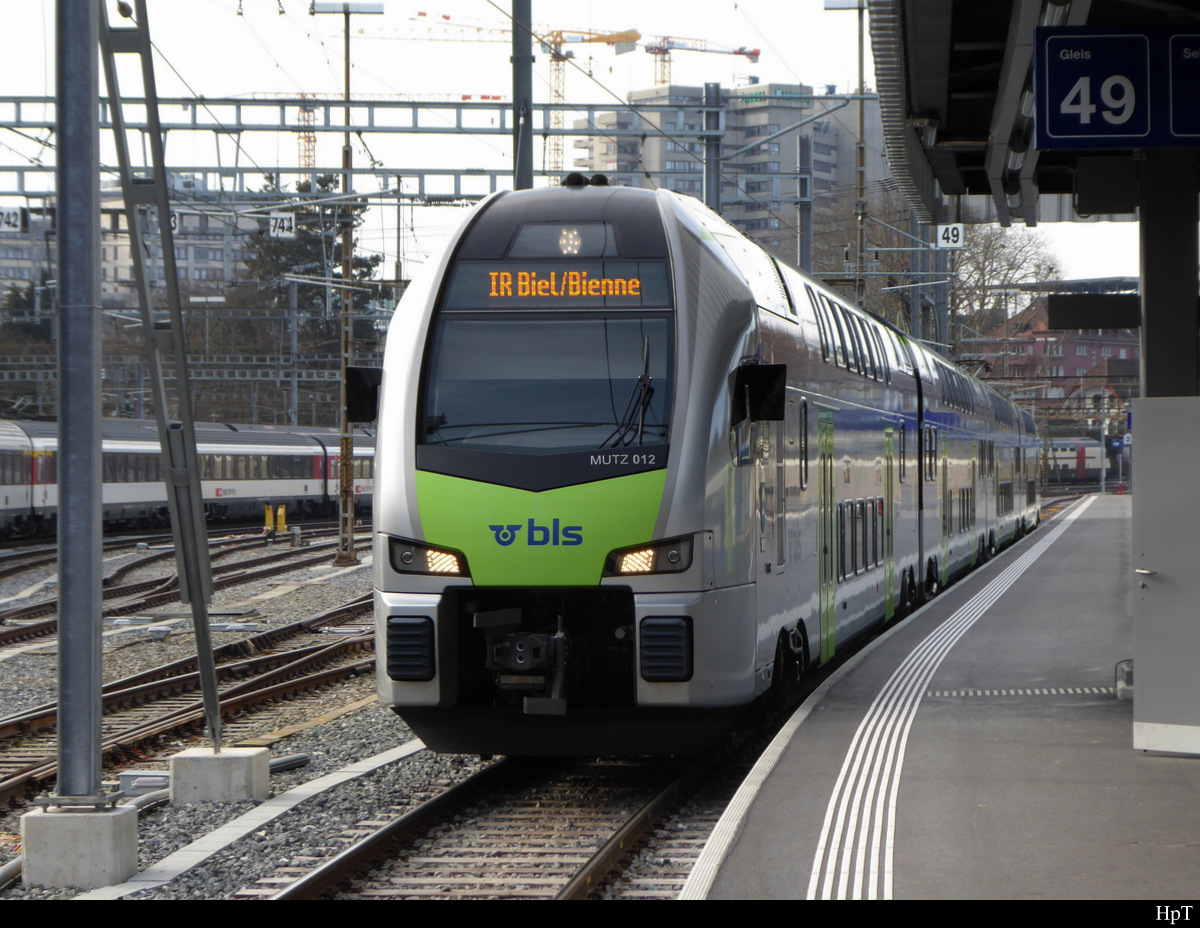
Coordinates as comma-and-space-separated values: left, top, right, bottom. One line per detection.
1035, 26, 1200, 150
1040, 32, 1150, 144
934, 224, 964, 250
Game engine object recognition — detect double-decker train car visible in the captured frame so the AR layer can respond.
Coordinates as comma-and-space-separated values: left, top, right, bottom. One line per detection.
0, 419, 374, 537
1042, 436, 1105, 484
367, 176, 1038, 756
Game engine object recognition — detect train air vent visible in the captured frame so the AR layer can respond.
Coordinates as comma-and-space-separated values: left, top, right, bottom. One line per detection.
386, 616, 435, 681
639, 616, 693, 682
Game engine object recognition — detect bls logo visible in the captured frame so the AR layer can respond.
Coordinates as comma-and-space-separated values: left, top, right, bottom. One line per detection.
489, 519, 583, 547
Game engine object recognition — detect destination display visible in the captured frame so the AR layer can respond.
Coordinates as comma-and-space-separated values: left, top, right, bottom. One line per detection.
442, 260, 672, 309
488, 269, 641, 299
1035, 26, 1200, 150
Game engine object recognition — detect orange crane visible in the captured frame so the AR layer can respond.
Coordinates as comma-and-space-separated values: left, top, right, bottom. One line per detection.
644, 36, 761, 85
539, 30, 640, 177
392, 16, 639, 178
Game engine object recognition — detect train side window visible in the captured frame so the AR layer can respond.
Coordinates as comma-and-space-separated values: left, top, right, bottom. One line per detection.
822, 296, 848, 368
805, 285, 831, 362
839, 307, 862, 375
899, 423, 907, 482
858, 499, 868, 572
913, 347, 932, 383
889, 330, 913, 377
855, 317, 876, 380
771, 257, 797, 316
850, 500, 859, 575
871, 327, 889, 383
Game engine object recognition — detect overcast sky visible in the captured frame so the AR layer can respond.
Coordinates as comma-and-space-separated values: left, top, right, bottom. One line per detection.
3, 0, 1140, 279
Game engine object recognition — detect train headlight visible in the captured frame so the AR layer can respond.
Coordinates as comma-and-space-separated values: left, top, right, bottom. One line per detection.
603, 536, 693, 577
389, 537, 470, 577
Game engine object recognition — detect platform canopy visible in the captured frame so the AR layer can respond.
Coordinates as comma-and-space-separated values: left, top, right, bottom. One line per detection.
869, 0, 1200, 226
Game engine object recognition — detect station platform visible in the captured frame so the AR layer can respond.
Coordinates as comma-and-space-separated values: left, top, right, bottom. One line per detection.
683, 494, 1200, 900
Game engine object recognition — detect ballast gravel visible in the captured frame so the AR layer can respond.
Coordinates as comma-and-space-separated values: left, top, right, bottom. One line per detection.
0, 543, 491, 901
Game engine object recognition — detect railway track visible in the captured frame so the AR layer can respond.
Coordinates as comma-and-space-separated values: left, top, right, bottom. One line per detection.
0, 532, 366, 656
243, 755, 700, 900
0, 523, 342, 592
236, 707, 790, 903
0, 596, 375, 807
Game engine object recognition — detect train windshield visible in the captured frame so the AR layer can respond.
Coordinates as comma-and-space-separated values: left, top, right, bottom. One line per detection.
422, 312, 673, 455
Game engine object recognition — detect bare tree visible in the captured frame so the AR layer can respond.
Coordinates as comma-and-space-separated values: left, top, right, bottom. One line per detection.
950, 221, 1062, 341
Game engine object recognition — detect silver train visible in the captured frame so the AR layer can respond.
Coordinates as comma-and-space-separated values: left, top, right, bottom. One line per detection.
0, 418, 374, 537
366, 176, 1040, 756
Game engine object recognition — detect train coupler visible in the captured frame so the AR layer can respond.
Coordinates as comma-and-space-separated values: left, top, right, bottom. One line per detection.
481, 611, 569, 716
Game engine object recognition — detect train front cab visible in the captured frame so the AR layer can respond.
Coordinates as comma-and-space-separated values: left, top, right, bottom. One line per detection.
374, 184, 759, 755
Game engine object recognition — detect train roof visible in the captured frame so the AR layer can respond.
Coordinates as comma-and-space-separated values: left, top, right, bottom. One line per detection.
454, 183, 670, 262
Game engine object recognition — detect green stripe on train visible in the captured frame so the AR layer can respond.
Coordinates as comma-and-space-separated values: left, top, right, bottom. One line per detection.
414, 470, 667, 586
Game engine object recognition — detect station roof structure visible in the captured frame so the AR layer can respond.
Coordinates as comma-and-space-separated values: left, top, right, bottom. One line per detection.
869, 0, 1200, 226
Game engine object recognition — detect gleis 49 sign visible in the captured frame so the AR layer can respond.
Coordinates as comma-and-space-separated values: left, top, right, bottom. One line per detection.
1035, 26, 1200, 150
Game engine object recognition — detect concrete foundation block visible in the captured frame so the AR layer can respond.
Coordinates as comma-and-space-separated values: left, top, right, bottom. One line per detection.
170, 746, 270, 803
20, 804, 139, 889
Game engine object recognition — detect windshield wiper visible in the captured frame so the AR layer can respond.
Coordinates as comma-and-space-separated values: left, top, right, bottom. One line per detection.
598, 336, 656, 449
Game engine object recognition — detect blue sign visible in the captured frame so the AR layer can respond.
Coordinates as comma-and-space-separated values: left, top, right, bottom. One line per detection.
1170, 35, 1200, 137
1035, 27, 1200, 150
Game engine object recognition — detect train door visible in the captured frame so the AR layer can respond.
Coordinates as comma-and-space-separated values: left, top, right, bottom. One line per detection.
940, 436, 950, 589
754, 419, 783, 576
818, 410, 836, 661
884, 426, 895, 622
970, 442, 979, 567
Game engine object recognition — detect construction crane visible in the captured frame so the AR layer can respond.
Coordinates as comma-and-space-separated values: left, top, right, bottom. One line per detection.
539, 30, 640, 177
644, 36, 761, 86
393, 15, 639, 177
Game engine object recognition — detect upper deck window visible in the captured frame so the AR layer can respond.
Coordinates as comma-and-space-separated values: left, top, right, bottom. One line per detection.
508, 222, 621, 259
